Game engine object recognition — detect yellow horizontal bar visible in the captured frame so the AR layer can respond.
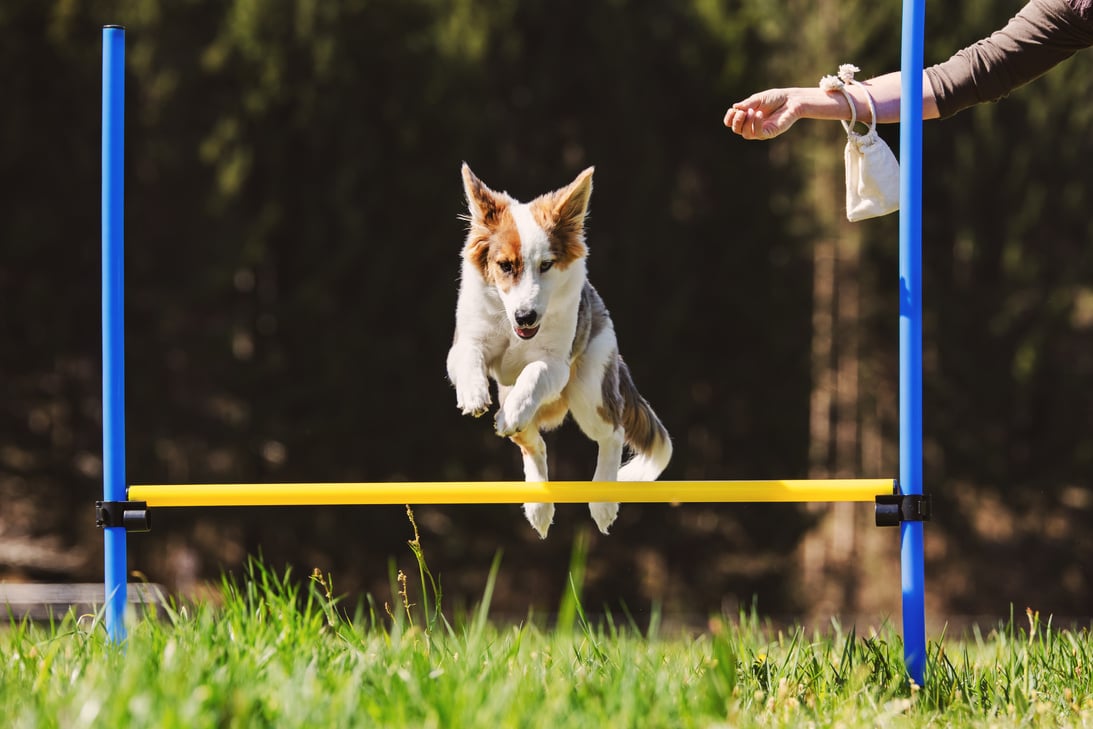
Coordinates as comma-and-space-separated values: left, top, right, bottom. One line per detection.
127, 479, 895, 508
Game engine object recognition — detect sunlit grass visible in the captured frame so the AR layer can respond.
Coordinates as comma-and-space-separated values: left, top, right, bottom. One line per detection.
4, 517, 1093, 728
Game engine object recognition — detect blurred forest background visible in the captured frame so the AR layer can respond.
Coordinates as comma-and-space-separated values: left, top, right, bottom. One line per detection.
2, 0, 1092, 628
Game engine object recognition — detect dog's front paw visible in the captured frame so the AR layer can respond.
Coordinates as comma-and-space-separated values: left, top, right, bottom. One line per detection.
589, 502, 620, 534
494, 400, 532, 437
524, 502, 555, 538
454, 376, 492, 418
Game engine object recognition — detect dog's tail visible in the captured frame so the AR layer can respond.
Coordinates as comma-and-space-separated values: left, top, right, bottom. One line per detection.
616, 359, 672, 481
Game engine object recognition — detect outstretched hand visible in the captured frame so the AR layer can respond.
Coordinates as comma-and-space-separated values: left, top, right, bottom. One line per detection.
723, 89, 802, 141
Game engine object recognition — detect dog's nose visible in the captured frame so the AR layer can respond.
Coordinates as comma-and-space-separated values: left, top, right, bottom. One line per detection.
515, 309, 538, 327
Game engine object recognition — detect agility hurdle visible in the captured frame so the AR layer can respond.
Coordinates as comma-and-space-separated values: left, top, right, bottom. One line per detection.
97, 7, 929, 684
126, 479, 896, 508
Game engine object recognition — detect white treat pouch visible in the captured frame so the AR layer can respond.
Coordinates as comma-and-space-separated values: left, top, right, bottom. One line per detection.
821, 65, 900, 222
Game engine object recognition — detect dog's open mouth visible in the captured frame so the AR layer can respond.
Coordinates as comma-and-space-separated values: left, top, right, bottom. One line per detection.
514, 325, 540, 340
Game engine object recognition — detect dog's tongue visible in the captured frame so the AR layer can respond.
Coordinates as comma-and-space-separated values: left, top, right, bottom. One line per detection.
515, 326, 539, 340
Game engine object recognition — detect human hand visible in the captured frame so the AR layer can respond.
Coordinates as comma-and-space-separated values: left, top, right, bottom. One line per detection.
723, 89, 802, 141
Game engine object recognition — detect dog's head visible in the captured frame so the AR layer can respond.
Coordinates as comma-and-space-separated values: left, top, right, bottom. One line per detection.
461, 163, 592, 340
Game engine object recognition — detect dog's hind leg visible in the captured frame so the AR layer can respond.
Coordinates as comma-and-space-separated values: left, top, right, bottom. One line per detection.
569, 390, 626, 535
510, 428, 554, 538
590, 431, 624, 482
587, 431, 624, 534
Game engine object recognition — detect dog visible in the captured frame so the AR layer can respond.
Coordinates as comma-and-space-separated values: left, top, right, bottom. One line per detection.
446, 164, 672, 538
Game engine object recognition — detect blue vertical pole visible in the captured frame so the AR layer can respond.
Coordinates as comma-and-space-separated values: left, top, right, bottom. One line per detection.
102, 24, 128, 643
899, 1, 927, 685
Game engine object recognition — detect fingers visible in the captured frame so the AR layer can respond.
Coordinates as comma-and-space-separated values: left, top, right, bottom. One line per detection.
723, 107, 746, 135
723, 107, 767, 140
724, 90, 780, 140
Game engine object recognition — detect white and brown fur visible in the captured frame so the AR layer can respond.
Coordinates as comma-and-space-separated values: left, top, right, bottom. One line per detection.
446, 164, 672, 538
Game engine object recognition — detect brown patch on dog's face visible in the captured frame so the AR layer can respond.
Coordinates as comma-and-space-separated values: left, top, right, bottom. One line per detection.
462, 164, 524, 287
530, 167, 593, 269
463, 208, 525, 292
482, 216, 524, 292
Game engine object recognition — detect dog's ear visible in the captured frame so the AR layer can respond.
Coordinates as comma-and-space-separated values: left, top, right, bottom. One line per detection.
460, 163, 503, 274
558, 166, 594, 217
551, 166, 594, 238
462, 163, 507, 225
528, 167, 593, 267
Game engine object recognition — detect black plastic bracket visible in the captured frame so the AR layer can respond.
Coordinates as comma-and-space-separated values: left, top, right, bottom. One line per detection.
95, 500, 151, 532
875, 493, 931, 527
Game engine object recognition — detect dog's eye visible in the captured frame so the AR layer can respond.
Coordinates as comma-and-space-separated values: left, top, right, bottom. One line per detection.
497, 260, 514, 274
539, 260, 554, 273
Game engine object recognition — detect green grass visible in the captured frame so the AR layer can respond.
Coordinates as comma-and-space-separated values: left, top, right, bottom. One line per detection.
4, 525, 1093, 728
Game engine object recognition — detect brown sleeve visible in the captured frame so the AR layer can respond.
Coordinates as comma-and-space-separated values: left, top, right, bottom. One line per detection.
925, 0, 1093, 119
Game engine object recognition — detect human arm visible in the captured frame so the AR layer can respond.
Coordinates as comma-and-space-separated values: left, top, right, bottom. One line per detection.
724, 0, 1093, 138
723, 71, 940, 141
927, 0, 1093, 118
